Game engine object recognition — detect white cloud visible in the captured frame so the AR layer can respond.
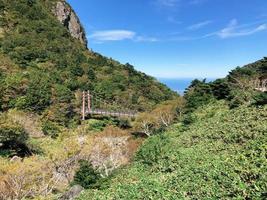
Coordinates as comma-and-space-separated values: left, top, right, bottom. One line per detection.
135, 36, 159, 42
187, 20, 213, 30
88, 30, 159, 43
217, 19, 267, 38
156, 0, 207, 7
88, 30, 136, 41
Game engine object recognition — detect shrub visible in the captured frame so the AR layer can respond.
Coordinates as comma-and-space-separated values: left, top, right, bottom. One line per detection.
73, 160, 100, 189
0, 115, 30, 157
41, 120, 60, 139
0, 116, 28, 144
117, 119, 131, 129
135, 134, 170, 166
182, 113, 196, 125
87, 120, 106, 132
253, 92, 267, 106
0, 156, 56, 200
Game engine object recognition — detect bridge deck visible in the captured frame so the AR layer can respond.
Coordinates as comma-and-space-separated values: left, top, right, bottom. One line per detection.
85, 109, 137, 117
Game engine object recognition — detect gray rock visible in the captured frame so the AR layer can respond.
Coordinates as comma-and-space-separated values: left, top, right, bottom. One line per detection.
59, 185, 83, 200
10, 156, 22, 162
54, 1, 87, 47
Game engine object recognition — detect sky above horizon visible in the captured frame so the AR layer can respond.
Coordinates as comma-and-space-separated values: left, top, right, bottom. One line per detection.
67, 0, 267, 79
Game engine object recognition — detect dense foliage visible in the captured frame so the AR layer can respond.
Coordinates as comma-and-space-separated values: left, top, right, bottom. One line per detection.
0, 0, 176, 127
0, 114, 30, 157
78, 103, 267, 199
184, 59, 267, 112
73, 160, 101, 189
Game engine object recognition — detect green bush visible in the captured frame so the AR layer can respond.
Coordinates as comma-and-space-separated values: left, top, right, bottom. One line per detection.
41, 120, 60, 139
135, 134, 170, 166
117, 119, 131, 129
86, 120, 105, 132
73, 160, 101, 189
0, 119, 28, 144
0, 115, 30, 157
253, 92, 267, 106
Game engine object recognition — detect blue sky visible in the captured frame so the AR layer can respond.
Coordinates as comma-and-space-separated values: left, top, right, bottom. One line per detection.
67, 0, 267, 79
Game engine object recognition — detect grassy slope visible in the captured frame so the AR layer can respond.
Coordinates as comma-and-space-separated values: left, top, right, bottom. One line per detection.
79, 102, 267, 199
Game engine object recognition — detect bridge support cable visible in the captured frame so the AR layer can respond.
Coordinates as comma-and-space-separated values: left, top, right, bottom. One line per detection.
81, 90, 137, 120
82, 91, 85, 120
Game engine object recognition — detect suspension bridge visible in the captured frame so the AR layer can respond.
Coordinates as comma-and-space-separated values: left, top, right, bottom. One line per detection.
81, 91, 137, 120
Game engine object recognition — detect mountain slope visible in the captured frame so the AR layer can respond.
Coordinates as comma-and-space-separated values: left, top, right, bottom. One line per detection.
0, 0, 177, 126
78, 102, 267, 199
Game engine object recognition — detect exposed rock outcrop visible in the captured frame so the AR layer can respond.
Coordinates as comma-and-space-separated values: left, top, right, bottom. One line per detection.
59, 185, 84, 200
54, 1, 88, 47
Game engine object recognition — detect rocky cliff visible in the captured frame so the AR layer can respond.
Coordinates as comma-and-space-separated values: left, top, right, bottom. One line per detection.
53, 1, 88, 47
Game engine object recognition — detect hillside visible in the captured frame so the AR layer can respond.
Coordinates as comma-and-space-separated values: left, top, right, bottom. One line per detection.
0, 0, 176, 127
78, 102, 267, 199
1, 1, 267, 200
76, 58, 267, 199
0, 1, 177, 199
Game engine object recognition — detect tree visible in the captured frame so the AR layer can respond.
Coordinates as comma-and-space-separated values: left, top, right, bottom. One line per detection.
133, 112, 157, 136
211, 79, 231, 100
87, 68, 96, 81
227, 67, 259, 107
73, 160, 100, 189
133, 98, 185, 136
152, 98, 185, 128
184, 79, 214, 112
23, 71, 52, 112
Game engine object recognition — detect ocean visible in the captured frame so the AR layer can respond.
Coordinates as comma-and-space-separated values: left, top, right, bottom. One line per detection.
158, 78, 216, 95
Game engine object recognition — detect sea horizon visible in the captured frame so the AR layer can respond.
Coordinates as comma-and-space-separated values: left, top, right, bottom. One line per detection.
158, 77, 218, 95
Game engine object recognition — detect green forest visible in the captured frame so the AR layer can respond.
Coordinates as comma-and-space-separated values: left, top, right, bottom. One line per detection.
0, 0, 266, 199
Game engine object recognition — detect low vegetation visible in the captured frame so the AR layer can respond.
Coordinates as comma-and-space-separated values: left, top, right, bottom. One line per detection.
78, 102, 267, 199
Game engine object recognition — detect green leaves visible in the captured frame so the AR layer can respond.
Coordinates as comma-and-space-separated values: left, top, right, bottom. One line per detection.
0, 116, 28, 143
73, 160, 101, 189
78, 104, 267, 199
23, 71, 52, 112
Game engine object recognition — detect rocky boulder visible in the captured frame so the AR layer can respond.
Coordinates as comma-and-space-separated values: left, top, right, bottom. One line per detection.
54, 1, 88, 47
59, 185, 84, 200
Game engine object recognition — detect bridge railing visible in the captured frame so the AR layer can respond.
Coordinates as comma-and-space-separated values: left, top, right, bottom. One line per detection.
81, 91, 137, 120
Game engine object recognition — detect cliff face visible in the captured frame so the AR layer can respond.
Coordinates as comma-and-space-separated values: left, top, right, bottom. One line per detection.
54, 1, 88, 47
